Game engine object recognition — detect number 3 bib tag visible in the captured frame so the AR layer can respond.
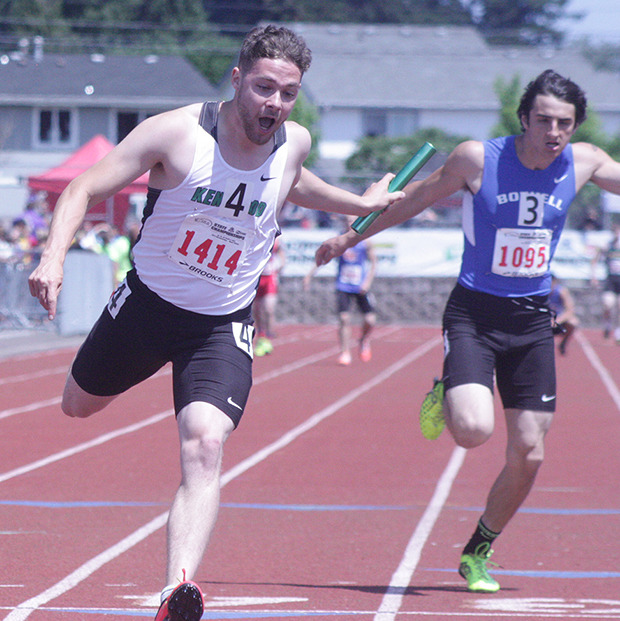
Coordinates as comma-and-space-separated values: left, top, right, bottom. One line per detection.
492, 228, 551, 278
168, 213, 253, 287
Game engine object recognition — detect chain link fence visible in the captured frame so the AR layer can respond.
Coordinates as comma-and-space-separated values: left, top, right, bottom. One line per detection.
0, 254, 52, 331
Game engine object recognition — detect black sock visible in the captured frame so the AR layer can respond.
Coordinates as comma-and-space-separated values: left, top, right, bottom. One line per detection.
462, 518, 501, 556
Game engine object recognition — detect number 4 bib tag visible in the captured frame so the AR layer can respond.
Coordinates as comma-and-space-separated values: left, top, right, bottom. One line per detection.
168, 213, 253, 287
492, 228, 551, 278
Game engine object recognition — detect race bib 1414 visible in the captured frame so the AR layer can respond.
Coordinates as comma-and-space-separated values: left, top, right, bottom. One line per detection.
168, 213, 253, 287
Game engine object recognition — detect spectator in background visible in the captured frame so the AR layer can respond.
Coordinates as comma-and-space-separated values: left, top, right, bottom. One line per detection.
254, 238, 285, 357
19, 191, 50, 245
73, 221, 102, 252
591, 222, 620, 342
577, 205, 603, 232
549, 274, 579, 355
97, 224, 133, 286
0, 222, 13, 261
9, 218, 33, 255
305, 216, 377, 365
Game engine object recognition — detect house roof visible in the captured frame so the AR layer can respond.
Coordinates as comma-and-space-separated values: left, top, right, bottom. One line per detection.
284, 23, 620, 114
0, 50, 218, 108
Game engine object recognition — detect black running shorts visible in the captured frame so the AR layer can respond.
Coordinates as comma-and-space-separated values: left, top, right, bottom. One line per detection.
442, 283, 557, 412
336, 290, 375, 315
70, 270, 254, 427
604, 274, 620, 295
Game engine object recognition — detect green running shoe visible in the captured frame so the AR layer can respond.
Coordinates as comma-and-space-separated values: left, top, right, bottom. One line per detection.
254, 336, 274, 357
419, 378, 445, 440
458, 542, 500, 593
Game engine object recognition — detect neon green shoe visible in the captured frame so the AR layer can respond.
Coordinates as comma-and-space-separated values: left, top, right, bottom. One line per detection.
254, 336, 274, 357
458, 542, 500, 593
419, 378, 445, 440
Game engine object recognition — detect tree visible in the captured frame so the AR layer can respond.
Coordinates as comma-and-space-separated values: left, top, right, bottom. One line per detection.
203, 0, 471, 26
0, 0, 238, 83
288, 92, 321, 167
582, 41, 620, 74
463, 0, 573, 46
344, 128, 472, 192
490, 74, 522, 138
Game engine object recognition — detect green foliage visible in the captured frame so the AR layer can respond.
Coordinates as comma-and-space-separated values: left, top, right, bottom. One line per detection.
582, 41, 620, 73
288, 91, 321, 167
572, 111, 608, 148
343, 129, 470, 192
0, 0, 581, 77
186, 49, 236, 87
469, 0, 572, 45
346, 128, 470, 175
605, 132, 620, 162
490, 74, 522, 138
203, 0, 471, 26
568, 111, 614, 228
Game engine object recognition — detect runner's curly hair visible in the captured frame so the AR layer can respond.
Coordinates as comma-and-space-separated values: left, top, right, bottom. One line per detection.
517, 69, 587, 131
238, 24, 312, 76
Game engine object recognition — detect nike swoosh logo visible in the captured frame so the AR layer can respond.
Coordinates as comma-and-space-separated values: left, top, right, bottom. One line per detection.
553, 173, 568, 183
541, 394, 556, 402
227, 396, 243, 411
260, 174, 276, 182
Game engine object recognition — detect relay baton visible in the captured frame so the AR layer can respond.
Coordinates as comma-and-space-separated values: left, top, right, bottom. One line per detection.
351, 141, 436, 234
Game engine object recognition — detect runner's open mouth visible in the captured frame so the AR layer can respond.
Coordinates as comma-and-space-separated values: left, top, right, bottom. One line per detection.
259, 117, 276, 130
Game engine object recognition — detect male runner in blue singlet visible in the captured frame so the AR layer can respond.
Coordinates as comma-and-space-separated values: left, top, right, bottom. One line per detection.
592, 223, 620, 341
334, 238, 377, 364
305, 216, 377, 365
316, 69, 620, 593
28, 25, 404, 621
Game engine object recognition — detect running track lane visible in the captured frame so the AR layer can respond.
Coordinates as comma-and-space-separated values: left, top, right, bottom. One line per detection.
0, 325, 619, 619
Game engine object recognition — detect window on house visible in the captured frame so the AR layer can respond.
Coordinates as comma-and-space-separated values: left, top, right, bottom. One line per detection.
117, 112, 140, 142
58, 110, 71, 142
388, 110, 419, 136
362, 109, 387, 137
37, 109, 73, 145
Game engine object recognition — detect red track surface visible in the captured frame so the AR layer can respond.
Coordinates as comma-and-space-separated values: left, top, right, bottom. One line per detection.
1, 324, 619, 620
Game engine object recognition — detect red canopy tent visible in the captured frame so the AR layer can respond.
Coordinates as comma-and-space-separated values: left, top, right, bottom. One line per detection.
27, 134, 148, 231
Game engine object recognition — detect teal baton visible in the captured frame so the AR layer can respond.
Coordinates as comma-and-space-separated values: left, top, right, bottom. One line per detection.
351, 141, 436, 234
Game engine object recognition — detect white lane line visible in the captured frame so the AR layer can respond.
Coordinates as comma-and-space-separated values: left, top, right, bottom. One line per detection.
6, 335, 441, 620
5, 513, 169, 621
0, 397, 62, 421
374, 446, 467, 621
0, 367, 172, 421
253, 346, 340, 383
0, 410, 173, 484
0, 366, 67, 387
0, 326, 338, 421
0, 346, 340, 482
576, 331, 620, 412
371, 331, 620, 621
223, 336, 441, 484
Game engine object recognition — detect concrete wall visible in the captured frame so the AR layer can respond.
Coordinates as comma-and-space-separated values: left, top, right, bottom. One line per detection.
275, 276, 604, 329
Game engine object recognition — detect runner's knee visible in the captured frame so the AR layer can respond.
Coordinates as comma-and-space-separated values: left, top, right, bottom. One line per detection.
178, 404, 233, 480
445, 385, 494, 448
61, 374, 113, 418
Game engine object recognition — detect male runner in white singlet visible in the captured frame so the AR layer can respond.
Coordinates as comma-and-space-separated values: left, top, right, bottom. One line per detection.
28, 25, 404, 621
315, 69, 620, 593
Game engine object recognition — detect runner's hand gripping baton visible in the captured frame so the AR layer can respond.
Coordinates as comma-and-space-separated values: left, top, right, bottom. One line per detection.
351, 142, 437, 235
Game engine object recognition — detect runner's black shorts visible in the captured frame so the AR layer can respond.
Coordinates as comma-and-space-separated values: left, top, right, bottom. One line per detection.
442, 283, 556, 412
336, 289, 375, 315
604, 274, 620, 295
70, 269, 254, 427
